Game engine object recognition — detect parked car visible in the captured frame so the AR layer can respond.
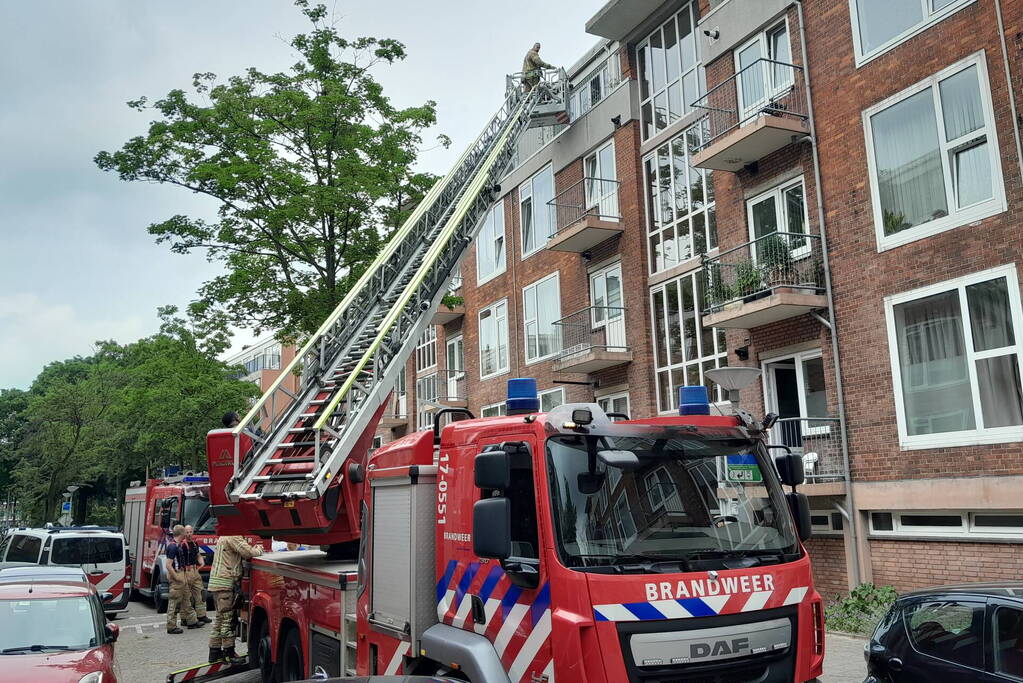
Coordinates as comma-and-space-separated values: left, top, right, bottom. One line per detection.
0, 565, 120, 682
0, 526, 130, 617
864, 582, 1023, 682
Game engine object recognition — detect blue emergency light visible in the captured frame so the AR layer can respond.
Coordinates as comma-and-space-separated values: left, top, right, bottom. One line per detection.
183, 475, 209, 483
506, 378, 540, 415
679, 385, 710, 416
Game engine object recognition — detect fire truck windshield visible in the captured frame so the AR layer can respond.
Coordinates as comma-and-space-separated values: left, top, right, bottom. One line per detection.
182, 495, 216, 534
546, 432, 799, 572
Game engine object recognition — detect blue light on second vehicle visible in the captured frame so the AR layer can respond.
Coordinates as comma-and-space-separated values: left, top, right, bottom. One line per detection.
679, 385, 710, 416
506, 377, 540, 414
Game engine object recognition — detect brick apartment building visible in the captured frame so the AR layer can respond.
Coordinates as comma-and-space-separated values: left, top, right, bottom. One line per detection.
374, 0, 1023, 599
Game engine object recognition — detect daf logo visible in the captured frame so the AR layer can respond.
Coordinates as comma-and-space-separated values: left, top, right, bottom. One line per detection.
691, 637, 750, 659
707, 570, 719, 581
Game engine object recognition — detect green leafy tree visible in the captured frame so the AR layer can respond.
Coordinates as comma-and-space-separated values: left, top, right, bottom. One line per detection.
95, 0, 447, 341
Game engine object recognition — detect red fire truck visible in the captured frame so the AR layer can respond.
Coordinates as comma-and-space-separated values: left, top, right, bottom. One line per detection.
123, 473, 269, 613
171, 71, 824, 683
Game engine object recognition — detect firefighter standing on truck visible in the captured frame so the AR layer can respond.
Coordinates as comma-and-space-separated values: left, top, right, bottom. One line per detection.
183, 525, 211, 624
207, 535, 263, 663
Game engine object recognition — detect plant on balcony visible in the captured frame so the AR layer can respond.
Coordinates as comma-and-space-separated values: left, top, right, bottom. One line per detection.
440, 294, 464, 310
759, 234, 794, 289
735, 261, 766, 302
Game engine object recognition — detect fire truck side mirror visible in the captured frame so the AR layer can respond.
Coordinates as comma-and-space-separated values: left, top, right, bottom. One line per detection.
159, 507, 172, 530
786, 492, 812, 542
472, 498, 511, 560
474, 451, 511, 491
774, 452, 805, 488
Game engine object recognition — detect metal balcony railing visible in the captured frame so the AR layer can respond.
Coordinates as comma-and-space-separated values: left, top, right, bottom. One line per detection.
691, 58, 808, 153
553, 306, 629, 359
701, 232, 825, 313
439, 369, 466, 403
548, 178, 621, 237
770, 417, 845, 483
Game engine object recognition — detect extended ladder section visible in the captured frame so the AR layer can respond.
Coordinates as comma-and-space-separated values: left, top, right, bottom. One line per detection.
225, 69, 568, 543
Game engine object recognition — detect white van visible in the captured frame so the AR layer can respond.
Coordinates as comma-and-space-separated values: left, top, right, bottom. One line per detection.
0, 526, 130, 616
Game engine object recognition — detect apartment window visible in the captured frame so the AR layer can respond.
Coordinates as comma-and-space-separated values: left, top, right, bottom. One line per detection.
650, 271, 728, 413
644, 126, 716, 274
449, 263, 463, 291
393, 366, 407, 417
885, 266, 1023, 449
850, 0, 975, 64
810, 511, 844, 535
637, 2, 700, 140
763, 349, 828, 420
475, 204, 505, 284
523, 273, 561, 363
539, 387, 565, 412
571, 66, 607, 117
869, 510, 1023, 539
416, 373, 437, 430
747, 177, 809, 258
645, 467, 682, 512
520, 165, 555, 257
864, 53, 1004, 251
613, 496, 638, 546
735, 22, 793, 120
480, 402, 508, 418
597, 392, 630, 420
416, 327, 437, 373
479, 300, 509, 379
584, 141, 619, 219
445, 335, 464, 399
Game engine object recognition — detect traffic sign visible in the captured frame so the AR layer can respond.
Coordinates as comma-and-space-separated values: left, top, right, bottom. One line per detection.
726, 454, 762, 483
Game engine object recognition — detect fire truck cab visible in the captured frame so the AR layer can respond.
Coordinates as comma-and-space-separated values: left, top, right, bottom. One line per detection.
357, 383, 824, 682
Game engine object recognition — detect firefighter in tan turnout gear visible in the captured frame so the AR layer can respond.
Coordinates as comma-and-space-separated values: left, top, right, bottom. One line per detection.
207, 535, 263, 663
165, 525, 201, 633
521, 42, 553, 92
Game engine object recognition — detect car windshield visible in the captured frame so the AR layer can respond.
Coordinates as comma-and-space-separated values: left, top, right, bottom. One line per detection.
546, 431, 799, 571
182, 495, 215, 534
51, 537, 123, 566
0, 596, 99, 653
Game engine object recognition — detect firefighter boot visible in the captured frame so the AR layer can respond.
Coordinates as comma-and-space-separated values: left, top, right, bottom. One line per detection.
222, 646, 243, 664
207, 647, 223, 663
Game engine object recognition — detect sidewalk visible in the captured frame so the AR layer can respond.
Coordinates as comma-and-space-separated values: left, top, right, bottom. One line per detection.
821, 632, 868, 682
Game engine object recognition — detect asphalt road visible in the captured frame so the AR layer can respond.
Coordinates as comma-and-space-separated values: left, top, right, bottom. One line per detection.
115, 599, 869, 682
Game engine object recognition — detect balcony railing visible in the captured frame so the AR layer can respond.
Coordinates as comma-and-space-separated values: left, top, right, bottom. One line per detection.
380, 392, 409, 429
690, 59, 809, 170
552, 306, 633, 373
702, 232, 826, 314
546, 178, 622, 252
439, 369, 467, 406
770, 417, 845, 484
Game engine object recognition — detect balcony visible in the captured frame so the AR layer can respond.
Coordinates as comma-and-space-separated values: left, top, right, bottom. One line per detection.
770, 417, 846, 489
701, 232, 828, 329
546, 178, 623, 253
379, 393, 408, 430
432, 300, 464, 325
691, 59, 809, 172
552, 306, 633, 373
437, 370, 467, 409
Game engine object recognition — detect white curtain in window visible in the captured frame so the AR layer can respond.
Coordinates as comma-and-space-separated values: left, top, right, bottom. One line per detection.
856, 0, 922, 54
967, 278, 1023, 428
895, 290, 976, 434
871, 89, 948, 234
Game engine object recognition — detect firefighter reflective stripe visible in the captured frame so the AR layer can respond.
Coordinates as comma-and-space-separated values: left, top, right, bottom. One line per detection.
593, 587, 809, 622
383, 641, 410, 676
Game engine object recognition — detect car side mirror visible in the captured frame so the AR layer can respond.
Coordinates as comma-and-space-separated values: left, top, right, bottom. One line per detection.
101, 592, 114, 603
472, 498, 511, 560
160, 508, 172, 530
105, 623, 119, 643
787, 492, 812, 541
598, 449, 642, 471
775, 452, 805, 487
475, 450, 510, 491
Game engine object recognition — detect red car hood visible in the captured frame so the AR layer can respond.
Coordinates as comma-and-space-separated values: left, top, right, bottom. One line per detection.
1, 645, 115, 682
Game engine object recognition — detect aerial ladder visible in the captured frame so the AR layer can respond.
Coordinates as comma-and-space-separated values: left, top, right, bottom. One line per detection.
213, 70, 570, 548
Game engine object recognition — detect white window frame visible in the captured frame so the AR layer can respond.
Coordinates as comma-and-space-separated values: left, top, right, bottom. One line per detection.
849, 0, 976, 67
863, 52, 1006, 252
761, 348, 830, 434
446, 335, 464, 399
479, 299, 509, 380
589, 262, 624, 329
810, 510, 844, 536
538, 387, 565, 412
884, 264, 1023, 450
613, 495, 638, 546
644, 466, 682, 513
583, 141, 619, 221
480, 402, 508, 418
520, 164, 554, 258
597, 391, 630, 420
415, 326, 437, 373
870, 510, 1023, 539
523, 272, 561, 364
416, 372, 438, 431
636, 1, 701, 141
733, 19, 793, 122
475, 204, 506, 285
746, 176, 810, 260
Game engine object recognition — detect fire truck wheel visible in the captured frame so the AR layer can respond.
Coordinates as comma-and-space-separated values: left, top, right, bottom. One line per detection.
276, 627, 303, 682
253, 619, 276, 683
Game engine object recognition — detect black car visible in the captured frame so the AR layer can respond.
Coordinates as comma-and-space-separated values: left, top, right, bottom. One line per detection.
864, 582, 1023, 682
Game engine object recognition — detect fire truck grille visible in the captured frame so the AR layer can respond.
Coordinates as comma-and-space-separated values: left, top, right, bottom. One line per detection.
615, 605, 798, 683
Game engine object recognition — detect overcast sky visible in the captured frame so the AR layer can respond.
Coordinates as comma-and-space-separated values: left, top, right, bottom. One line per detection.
0, 1, 601, 389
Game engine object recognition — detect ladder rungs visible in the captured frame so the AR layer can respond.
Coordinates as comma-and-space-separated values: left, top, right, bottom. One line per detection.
267, 457, 316, 464
254, 474, 312, 482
